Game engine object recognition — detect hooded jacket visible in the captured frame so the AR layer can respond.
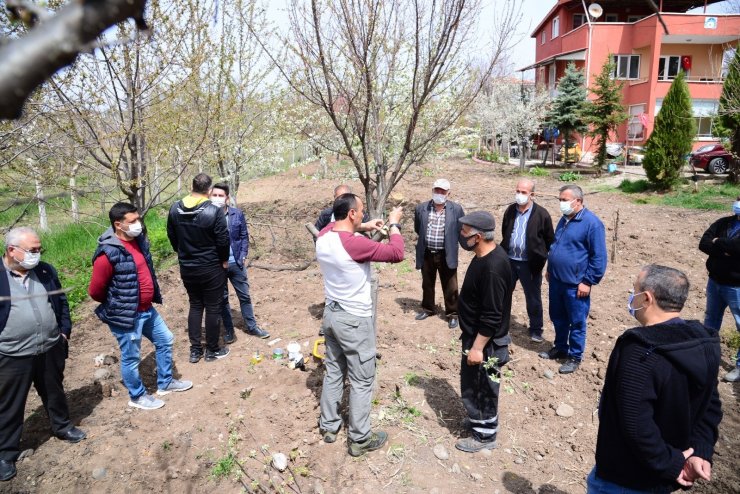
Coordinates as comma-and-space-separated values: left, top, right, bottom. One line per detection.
166, 195, 230, 268
595, 319, 722, 491
91, 228, 162, 330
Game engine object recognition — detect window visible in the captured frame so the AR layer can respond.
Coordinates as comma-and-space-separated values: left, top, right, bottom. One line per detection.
612, 55, 640, 80
552, 17, 560, 38
549, 63, 557, 92
573, 13, 587, 29
605, 14, 619, 22
658, 56, 682, 80
694, 117, 714, 137
627, 15, 645, 22
628, 104, 646, 140
541, 30, 546, 45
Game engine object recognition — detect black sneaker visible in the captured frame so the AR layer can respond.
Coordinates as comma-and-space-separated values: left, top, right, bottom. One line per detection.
205, 347, 230, 362
246, 327, 270, 339
348, 430, 388, 457
538, 347, 568, 360
223, 332, 235, 345
189, 350, 203, 363
559, 358, 581, 374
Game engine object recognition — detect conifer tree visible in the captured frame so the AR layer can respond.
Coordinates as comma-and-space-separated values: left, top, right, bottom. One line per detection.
547, 62, 588, 164
643, 71, 695, 190
719, 46, 740, 183
584, 56, 627, 169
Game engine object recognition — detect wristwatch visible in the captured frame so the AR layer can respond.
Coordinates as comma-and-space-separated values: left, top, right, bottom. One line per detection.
388, 223, 402, 231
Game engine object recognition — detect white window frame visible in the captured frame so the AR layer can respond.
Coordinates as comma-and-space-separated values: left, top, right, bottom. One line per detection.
627, 15, 644, 22
658, 55, 684, 81
552, 17, 560, 38
628, 104, 646, 140
541, 30, 546, 45
612, 54, 641, 80
605, 14, 619, 22
548, 63, 557, 92
573, 13, 587, 29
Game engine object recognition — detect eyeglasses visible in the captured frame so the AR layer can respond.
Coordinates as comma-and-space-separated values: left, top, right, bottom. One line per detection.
11, 245, 45, 255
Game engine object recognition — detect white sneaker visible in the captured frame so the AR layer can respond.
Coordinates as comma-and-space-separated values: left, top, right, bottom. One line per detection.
723, 367, 740, 382
128, 394, 165, 410
156, 379, 194, 396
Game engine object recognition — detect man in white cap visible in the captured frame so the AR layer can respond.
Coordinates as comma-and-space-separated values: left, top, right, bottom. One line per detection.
413, 179, 465, 328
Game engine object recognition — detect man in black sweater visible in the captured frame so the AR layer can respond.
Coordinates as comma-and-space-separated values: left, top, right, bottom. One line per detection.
500, 178, 554, 342
698, 195, 740, 382
590, 264, 722, 493
455, 211, 513, 453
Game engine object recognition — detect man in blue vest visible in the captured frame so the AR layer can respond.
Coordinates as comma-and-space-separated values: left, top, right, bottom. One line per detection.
1, 227, 85, 482
90, 203, 192, 411
209, 183, 269, 343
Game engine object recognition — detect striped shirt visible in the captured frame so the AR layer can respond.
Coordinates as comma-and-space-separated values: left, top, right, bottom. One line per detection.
426, 206, 446, 251
508, 206, 532, 261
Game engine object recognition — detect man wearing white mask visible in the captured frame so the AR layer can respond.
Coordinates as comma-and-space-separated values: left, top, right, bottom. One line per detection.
699, 195, 740, 382
501, 179, 554, 343
413, 178, 465, 329
210, 183, 269, 344
540, 184, 606, 374
89, 203, 192, 411
1, 227, 85, 482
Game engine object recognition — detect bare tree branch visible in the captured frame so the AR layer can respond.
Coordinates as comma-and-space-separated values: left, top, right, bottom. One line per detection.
0, 0, 149, 120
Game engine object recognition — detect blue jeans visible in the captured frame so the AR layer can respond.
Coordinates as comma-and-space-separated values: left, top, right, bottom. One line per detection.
587, 467, 671, 494
549, 277, 590, 361
510, 259, 544, 337
109, 308, 174, 400
704, 278, 740, 366
222, 262, 258, 334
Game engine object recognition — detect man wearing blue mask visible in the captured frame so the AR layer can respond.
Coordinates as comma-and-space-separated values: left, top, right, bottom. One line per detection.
540, 184, 607, 374
589, 264, 722, 493
699, 195, 740, 382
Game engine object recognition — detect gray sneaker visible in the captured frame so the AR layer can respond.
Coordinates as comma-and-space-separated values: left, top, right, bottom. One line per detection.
156, 379, 193, 396
724, 367, 740, 382
128, 394, 165, 410
348, 430, 388, 457
246, 327, 270, 339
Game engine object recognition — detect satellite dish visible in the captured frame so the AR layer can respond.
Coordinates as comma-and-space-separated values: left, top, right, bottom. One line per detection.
588, 3, 604, 19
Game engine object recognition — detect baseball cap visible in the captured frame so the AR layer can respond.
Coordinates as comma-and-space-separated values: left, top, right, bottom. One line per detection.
433, 178, 451, 190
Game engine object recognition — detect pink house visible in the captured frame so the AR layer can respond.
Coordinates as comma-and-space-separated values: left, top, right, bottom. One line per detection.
523, 0, 740, 155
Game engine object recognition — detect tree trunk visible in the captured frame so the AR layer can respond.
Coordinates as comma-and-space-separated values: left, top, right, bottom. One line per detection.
519, 139, 526, 171
70, 162, 80, 223
34, 175, 48, 232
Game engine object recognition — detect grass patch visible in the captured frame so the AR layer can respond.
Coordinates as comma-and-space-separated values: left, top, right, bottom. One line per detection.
558, 171, 581, 182
616, 180, 740, 210
211, 452, 237, 478
403, 372, 419, 386
528, 166, 549, 177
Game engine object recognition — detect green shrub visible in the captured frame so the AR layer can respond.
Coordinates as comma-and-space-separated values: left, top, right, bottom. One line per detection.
529, 166, 549, 177
558, 171, 580, 182
618, 179, 651, 193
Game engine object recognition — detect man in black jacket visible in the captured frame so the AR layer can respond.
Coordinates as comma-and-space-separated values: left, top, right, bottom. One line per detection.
0, 227, 85, 482
500, 178, 554, 342
413, 178, 465, 328
590, 264, 722, 493
167, 173, 231, 364
699, 195, 740, 382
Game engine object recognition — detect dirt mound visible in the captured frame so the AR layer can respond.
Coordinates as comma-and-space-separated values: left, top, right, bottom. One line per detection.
4, 158, 738, 493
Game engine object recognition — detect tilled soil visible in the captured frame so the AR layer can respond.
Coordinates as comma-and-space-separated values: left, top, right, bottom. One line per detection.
3, 158, 738, 494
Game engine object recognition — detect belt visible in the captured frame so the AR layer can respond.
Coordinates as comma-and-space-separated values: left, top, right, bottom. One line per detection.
426, 248, 444, 254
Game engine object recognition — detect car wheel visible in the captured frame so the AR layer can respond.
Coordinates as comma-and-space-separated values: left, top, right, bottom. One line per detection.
708, 157, 728, 174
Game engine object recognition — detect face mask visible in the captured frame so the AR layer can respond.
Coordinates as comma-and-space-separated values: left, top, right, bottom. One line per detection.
124, 221, 143, 238
559, 199, 575, 216
15, 250, 40, 270
733, 201, 740, 215
432, 193, 447, 205
211, 197, 226, 208
459, 233, 478, 251
627, 292, 645, 318
515, 193, 529, 206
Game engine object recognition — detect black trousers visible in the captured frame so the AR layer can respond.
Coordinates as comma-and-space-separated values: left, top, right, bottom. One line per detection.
0, 337, 71, 461
420, 249, 458, 316
181, 265, 227, 353
460, 333, 508, 442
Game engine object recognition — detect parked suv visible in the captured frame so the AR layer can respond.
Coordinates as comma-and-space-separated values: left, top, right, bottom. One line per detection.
689, 144, 732, 174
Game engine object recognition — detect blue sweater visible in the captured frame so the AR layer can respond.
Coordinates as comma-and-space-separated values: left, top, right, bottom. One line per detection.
547, 208, 607, 286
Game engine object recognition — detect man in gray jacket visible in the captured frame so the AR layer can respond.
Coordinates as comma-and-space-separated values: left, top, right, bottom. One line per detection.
414, 179, 465, 328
